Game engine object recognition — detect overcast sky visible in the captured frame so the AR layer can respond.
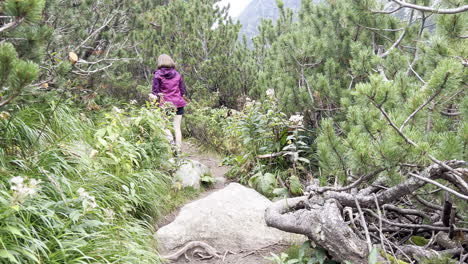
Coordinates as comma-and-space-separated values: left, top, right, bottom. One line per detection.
217, 0, 253, 17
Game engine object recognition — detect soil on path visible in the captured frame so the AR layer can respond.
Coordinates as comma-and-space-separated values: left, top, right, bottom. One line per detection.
158, 141, 289, 264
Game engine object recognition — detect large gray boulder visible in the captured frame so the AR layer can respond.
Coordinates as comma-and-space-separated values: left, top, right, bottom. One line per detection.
174, 159, 211, 189
156, 183, 306, 253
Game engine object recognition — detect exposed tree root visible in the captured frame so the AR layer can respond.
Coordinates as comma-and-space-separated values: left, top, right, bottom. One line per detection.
161, 241, 221, 262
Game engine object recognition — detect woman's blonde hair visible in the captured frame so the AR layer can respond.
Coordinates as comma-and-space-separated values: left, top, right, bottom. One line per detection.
157, 54, 176, 69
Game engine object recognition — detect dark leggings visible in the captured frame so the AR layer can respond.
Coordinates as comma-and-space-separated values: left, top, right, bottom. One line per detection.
176, 107, 184, 115
164, 107, 184, 116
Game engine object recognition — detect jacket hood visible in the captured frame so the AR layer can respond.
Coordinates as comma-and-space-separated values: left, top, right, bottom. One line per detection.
156, 67, 177, 79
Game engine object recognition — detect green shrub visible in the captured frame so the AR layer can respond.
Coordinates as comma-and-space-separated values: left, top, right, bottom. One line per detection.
185, 96, 313, 197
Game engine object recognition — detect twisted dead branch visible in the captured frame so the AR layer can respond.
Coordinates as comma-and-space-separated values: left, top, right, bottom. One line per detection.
266, 160, 467, 263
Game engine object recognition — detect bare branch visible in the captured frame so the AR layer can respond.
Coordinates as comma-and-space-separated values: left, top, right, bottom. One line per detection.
0, 18, 25, 33
380, 9, 414, 58
77, 57, 135, 65
308, 160, 467, 208
75, 14, 116, 51
256, 151, 287, 159
72, 63, 114, 75
358, 24, 404, 32
312, 169, 385, 193
390, 0, 468, 14
354, 197, 372, 253
440, 111, 461, 116
382, 204, 432, 220
441, 170, 468, 195
364, 208, 467, 231
0, 92, 21, 108
379, 29, 407, 58
409, 172, 468, 200
407, 62, 426, 84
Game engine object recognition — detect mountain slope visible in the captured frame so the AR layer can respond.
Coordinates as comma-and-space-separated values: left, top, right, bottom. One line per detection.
237, 0, 303, 39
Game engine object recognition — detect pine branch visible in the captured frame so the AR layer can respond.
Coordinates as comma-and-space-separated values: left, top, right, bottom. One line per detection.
371, 91, 464, 178
371, 101, 417, 146
407, 62, 426, 84
380, 9, 414, 58
400, 72, 450, 130
390, 0, 468, 14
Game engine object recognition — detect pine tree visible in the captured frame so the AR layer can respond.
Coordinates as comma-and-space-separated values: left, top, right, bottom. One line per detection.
0, 0, 44, 107
262, 0, 467, 262
134, 0, 244, 107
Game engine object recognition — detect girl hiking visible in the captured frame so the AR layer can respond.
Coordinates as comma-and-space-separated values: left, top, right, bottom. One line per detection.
149, 54, 187, 153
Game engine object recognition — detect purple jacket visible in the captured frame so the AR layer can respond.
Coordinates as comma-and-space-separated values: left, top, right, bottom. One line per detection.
152, 68, 187, 108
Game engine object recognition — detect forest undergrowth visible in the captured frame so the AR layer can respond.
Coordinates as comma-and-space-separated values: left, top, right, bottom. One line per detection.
0, 97, 199, 263
1, 0, 467, 263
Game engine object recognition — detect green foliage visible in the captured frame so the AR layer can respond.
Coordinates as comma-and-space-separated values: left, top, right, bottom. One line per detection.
0, 99, 187, 263
249, 172, 277, 196
266, 241, 338, 264
1, 0, 467, 262
379, 250, 410, 264
409, 236, 429, 246
0, 43, 39, 107
368, 247, 379, 264
201, 173, 216, 185
186, 96, 312, 197
184, 101, 241, 153
4, 0, 45, 23
419, 255, 457, 264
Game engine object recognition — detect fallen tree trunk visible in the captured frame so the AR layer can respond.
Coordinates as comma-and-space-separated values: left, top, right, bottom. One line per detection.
265, 160, 468, 263
266, 197, 369, 263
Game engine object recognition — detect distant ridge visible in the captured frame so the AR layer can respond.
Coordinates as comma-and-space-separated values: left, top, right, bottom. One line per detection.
236, 0, 302, 40
236, 0, 438, 40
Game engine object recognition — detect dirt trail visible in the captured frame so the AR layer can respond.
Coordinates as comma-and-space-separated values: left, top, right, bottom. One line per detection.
182, 141, 230, 192
159, 141, 288, 264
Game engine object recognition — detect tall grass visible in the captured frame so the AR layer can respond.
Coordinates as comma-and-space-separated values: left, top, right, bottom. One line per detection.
0, 100, 179, 263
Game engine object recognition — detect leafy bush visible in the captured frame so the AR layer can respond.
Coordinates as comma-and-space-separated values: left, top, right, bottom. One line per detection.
185, 94, 314, 197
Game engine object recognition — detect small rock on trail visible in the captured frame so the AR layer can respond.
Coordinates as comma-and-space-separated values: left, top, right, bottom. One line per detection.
174, 159, 211, 189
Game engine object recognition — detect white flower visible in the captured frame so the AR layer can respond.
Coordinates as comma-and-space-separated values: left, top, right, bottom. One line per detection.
77, 187, 98, 209
129, 100, 137, 105
104, 208, 115, 221
10, 176, 24, 185
77, 187, 86, 197
0, 111, 11, 120
89, 149, 99, 158
266, 89, 275, 97
10, 177, 41, 204
289, 114, 304, 127
112, 106, 123, 113
29, 179, 41, 187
